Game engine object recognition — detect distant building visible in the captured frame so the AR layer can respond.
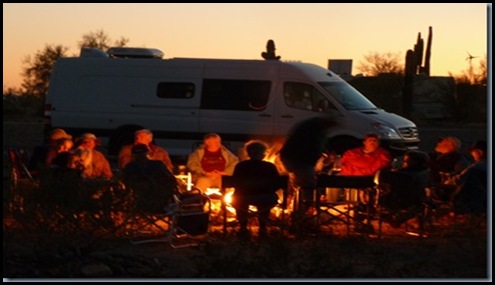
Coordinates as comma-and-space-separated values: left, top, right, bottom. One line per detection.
328, 59, 353, 81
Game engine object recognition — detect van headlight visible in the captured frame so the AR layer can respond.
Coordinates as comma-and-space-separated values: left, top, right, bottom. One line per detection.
372, 123, 401, 139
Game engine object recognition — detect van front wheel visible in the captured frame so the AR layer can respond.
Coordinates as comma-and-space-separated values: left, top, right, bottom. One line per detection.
326, 136, 361, 155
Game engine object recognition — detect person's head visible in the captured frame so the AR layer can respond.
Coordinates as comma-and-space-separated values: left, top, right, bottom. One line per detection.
435, 136, 461, 154
69, 147, 92, 171
131, 143, 150, 160
245, 140, 268, 160
134, 129, 154, 146
362, 133, 380, 153
402, 150, 429, 170
467, 140, 487, 162
49, 129, 72, 145
203, 133, 222, 152
56, 138, 73, 153
76, 133, 100, 150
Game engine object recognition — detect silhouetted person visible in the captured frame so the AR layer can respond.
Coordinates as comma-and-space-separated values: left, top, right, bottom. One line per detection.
118, 129, 174, 173
122, 144, 178, 211
379, 150, 431, 227
280, 116, 336, 231
452, 140, 487, 215
231, 140, 281, 238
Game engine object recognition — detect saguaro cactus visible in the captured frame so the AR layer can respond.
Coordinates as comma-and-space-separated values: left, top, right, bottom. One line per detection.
403, 49, 416, 117
414, 33, 424, 74
423, 26, 433, 76
410, 27, 433, 75
403, 27, 433, 117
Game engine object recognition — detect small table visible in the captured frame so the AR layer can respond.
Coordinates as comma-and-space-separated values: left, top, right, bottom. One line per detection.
292, 174, 377, 236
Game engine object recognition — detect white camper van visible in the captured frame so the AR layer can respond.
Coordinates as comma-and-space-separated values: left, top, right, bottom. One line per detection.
45, 47, 419, 161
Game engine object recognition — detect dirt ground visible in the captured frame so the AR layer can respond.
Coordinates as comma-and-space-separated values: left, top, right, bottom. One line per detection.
2, 207, 489, 279
3, 122, 490, 280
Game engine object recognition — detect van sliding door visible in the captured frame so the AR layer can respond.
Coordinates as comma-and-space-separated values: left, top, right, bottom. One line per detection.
199, 79, 274, 143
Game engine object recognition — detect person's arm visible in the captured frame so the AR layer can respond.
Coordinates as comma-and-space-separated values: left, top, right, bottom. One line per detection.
93, 151, 113, 179
118, 145, 132, 170
45, 149, 58, 166
186, 148, 204, 176
339, 149, 358, 175
222, 147, 240, 175
156, 147, 174, 173
376, 148, 393, 170
268, 163, 283, 193
452, 154, 471, 176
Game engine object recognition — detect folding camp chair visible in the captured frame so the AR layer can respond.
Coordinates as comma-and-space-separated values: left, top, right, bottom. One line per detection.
121, 173, 176, 243
311, 174, 377, 236
375, 169, 432, 238
221, 175, 289, 236
127, 187, 211, 248
7, 147, 38, 213
168, 189, 212, 248
36, 166, 126, 237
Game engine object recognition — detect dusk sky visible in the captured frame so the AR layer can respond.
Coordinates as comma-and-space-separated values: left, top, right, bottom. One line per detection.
3, 3, 489, 91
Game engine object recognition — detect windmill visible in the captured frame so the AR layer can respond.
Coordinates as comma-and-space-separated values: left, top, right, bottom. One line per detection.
465, 51, 479, 64
465, 51, 479, 84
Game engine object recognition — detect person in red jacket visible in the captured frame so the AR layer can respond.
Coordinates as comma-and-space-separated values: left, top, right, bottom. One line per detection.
339, 132, 392, 233
339, 132, 392, 176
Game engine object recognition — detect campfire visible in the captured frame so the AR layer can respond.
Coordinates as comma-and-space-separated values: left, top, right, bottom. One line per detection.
204, 186, 288, 223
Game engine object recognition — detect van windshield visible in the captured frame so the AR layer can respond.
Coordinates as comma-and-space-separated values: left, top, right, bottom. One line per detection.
319, 82, 377, 110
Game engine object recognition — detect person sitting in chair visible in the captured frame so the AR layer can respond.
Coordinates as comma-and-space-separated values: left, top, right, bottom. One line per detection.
378, 150, 431, 227
428, 136, 470, 202
231, 140, 281, 238
339, 132, 392, 233
122, 143, 178, 212
187, 133, 239, 193
452, 140, 487, 216
118, 129, 174, 173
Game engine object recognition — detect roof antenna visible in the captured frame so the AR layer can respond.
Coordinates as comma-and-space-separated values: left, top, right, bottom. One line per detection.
261, 39, 281, 60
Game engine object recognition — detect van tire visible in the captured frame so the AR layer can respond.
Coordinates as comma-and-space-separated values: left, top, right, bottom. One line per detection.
326, 136, 361, 155
108, 125, 143, 155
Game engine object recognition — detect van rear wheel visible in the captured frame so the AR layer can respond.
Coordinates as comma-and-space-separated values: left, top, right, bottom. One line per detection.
108, 126, 142, 155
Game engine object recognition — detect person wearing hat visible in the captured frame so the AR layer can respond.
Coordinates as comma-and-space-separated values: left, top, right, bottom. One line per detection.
428, 136, 470, 201
28, 128, 73, 173
118, 129, 174, 173
50, 128, 73, 141
452, 140, 487, 215
71, 133, 113, 179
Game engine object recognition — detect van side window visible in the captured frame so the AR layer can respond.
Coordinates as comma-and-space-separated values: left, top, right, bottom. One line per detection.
201, 79, 271, 111
284, 82, 337, 113
157, 82, 195, 99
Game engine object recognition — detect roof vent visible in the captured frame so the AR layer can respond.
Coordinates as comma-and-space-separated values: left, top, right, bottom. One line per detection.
80, 47, 109, 58
107, 47, 164, 59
